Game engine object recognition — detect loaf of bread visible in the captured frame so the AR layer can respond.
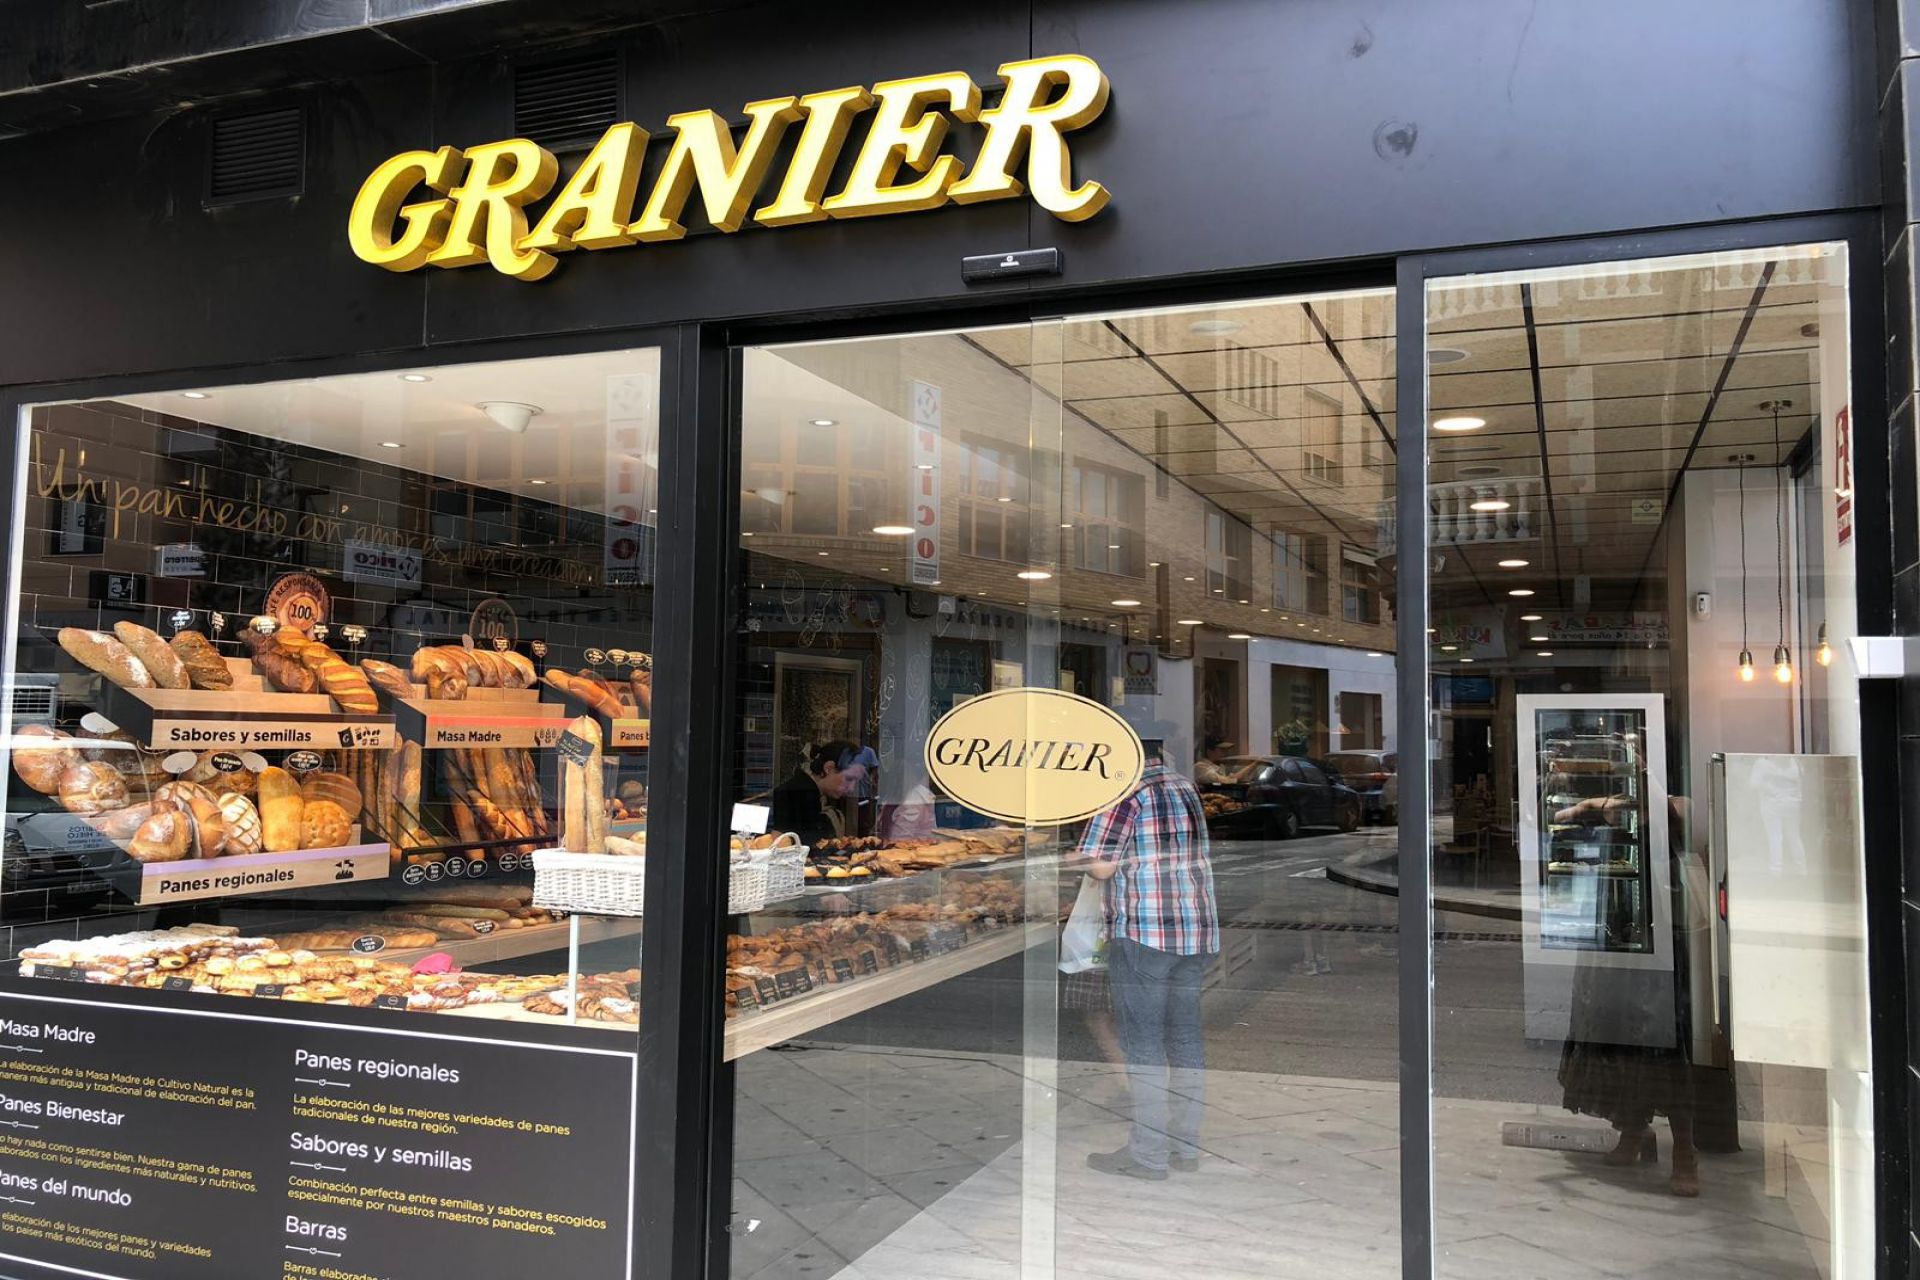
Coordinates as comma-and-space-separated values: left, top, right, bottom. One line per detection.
296, 644, 378, 714
256, 766, 303, 852
88, 802, 153, 841
359, 660, 413, 700
630, 668, 652, 715
110, 622, 189, 689
57, 627, 153, 689
560, 715, 604, 853
153, 779, 219, 811
425, 669, 468, 701
302, 771, 362, 817
181, 791, 229, 858
12, 725, 77, 794
499, 651, 535, 689
466, 650, 504, 688
301, 799, 353, 850
168, 630, 233, 690
58, 762, 129, 814
219, 793, 261, 855
127, 808, 191, 862
409, 648, 459, 682
253, 642, 318, 695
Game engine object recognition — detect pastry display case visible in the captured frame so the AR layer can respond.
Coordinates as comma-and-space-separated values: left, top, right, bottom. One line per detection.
1516, 693, 1672, 972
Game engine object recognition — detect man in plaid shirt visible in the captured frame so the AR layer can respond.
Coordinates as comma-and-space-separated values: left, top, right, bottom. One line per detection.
1079, 737, 1219, 1179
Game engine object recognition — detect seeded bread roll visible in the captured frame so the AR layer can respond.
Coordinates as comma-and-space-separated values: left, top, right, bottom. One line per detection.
253, 642, 318, 695
301, 799, 353, 850
111, 622, 190, 689
168, 630, 233, 690
127, 808, 191, 862
57, 627, 153, 689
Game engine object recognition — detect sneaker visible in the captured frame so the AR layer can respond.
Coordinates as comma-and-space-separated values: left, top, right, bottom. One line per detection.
1086, 1149, 1168, 1180
1170, 1155, 1200, 1173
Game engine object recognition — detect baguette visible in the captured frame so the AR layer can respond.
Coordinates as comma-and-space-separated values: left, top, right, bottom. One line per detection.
425, 669, 469, 701
57, 627, 153, 689
468, 650, 507, 688
359, 659, 414, 700
409, 648, 461, 682
580, 718, 607, 854
407, 904, 511, 920
112, 622, 190, 689
298, 644, 378, 714
499, 651, 535, 689
253, 644, 318, 695
430, 646, 482, 684
169, 630, 233, 690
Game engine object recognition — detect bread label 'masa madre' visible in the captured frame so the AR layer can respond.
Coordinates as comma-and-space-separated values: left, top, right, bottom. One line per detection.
924, 687, 1143, 826
347, 55, 1111, 281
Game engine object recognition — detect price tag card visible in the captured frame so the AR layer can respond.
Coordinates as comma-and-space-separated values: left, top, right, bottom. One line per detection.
254, 984, 286, 999
471, 920, 496, 936
373, 994, 408, 1011
908, 938, 930, 961
882, 938, 902, 966
830, 958, 856, 983
730, 803, 771, 836
35, 965, 85, 983
857, 950, 880, 976
351, 935, 387, 955
556, 731, 596, 766
160, 976, 194, 991
733, 983, 760, 1013
752, 976, 779, 1005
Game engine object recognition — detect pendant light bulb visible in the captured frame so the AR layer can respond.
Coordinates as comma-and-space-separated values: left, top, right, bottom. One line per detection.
1772, 644, 1793, 685
1816, 622, 1832, 667
1738, 649, 1755, 682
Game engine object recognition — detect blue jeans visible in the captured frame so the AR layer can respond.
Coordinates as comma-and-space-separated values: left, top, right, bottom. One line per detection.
1107, 936, 1209, 1170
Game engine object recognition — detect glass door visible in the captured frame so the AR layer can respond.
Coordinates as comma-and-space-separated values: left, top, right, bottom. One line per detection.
1424, 244, 1873, 1278
721, 287, 1404, 1279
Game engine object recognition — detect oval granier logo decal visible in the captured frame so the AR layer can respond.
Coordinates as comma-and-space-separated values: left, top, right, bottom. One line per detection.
923, 687, 1144, 826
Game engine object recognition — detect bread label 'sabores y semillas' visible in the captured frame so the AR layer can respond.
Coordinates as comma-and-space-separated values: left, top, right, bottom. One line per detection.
924, 687, 1144, 828
347, 55, 1111, 280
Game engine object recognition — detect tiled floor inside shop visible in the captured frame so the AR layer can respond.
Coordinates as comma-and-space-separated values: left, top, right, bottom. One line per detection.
731, 1045, 1830, 1280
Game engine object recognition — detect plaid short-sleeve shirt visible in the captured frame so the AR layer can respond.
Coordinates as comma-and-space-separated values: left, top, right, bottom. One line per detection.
1077, 761, 1219, 956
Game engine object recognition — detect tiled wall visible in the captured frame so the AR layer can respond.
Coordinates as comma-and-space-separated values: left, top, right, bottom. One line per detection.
19, 401, 655, 674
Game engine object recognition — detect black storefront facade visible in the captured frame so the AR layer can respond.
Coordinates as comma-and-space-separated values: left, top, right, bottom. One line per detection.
0, 2, 1915, 1278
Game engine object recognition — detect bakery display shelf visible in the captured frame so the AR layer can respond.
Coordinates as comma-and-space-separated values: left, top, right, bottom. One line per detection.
724, 921, 1048, 1059
351, 914, 641, 968
537, 685, 651, 750
383, 685, 571, 750
94, 677, 397, 753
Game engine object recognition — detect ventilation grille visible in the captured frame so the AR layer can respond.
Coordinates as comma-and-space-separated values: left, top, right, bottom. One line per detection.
515, 52, 622, 151
9, 679, 55, 724
207, 107, 305, 204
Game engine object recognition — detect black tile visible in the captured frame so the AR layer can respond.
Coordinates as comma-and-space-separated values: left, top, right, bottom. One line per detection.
1898, 396, 1919, 575
1888, 59, 1911, 254
1898, 562, 1920, 636
1891, 231, 1917, 414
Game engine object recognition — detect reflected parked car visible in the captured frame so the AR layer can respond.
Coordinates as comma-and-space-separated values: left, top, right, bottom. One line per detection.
1206, 755, 1362, 839
1319, 751, 1399, 825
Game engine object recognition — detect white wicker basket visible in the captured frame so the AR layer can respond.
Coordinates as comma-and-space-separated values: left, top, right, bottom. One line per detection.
728, 851, 770, 915
532, 850, 646, 917
763, 845, 808, 902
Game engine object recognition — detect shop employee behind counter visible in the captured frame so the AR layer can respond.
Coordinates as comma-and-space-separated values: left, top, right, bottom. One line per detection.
768, 740, 868, 847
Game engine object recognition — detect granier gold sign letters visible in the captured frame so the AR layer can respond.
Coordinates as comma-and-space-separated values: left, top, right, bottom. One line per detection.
924, 687, 1144, 827
348, 54, 1111, 281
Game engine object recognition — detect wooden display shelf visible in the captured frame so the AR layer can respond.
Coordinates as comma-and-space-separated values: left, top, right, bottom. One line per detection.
538, 684, 650, 750
96, 679, 396, 752
385, 687, 571, 750
95, 842, 391, 905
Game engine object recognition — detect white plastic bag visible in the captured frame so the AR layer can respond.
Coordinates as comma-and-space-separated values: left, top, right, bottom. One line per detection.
1058, 876, 1108, 974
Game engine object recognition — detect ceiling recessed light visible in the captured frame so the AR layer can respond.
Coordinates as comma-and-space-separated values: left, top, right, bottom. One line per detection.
915, 463, 934, 471
1470, 499, 1511, 512
1017, 570, 1052, 581
1108, 543, 1121, 550
1536, 651, 1555, 657
1183, 575, 1195, 582
1508, 588, 1535, 597
1111, 598, 1142, 607
817, 551, 830, 557
1432, 415, 1485, 432
1460, 657, 1475, 663
1149, 562, 1160, 568
529, 479, 549, 486
1061, 523, 1074, 529
996, 496, 1012, 503
1530, 634, 1549, 642
1177, 618, 1203, 626
1428, 348, 1471, 365
1520, 613, 1543, 622
1498, 558, 1529, 568
872, 524, 913, 536
1365, 651, 1385, 657
809, 418, 836, 427
179, 391, 210, 400
1440, 644, 1458, 652
1189, 318, 1243, 337
1228, 632, 1252, 640
400, 373, 432, 383
378, 441, 403, 449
